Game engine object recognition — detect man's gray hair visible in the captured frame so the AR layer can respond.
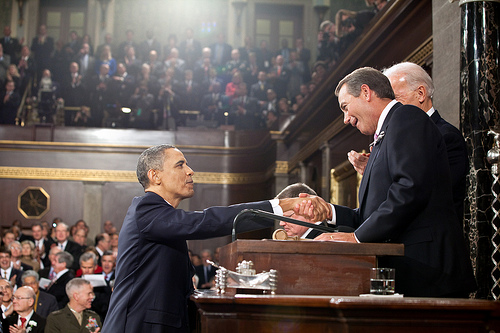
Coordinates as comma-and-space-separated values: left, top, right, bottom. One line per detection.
79, 251, 97, 265
66, 278, 92, 299
22, 270, 39, 283
335, 67, 395, 100
55, 251, 74, 268
382, 62, 435, 99
136, 144, 176, 189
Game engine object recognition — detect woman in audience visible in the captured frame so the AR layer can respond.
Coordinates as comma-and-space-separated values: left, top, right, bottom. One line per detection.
21, 240, 40, 272
96, 45, 117, 76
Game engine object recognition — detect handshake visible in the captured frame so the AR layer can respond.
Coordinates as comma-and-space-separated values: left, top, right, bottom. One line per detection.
278, 193, 332, 222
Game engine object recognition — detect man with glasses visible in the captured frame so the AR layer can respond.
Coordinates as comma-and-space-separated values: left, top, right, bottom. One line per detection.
46, 278, 101, 332
0, 279, 14, 321
4, 286, 45, 332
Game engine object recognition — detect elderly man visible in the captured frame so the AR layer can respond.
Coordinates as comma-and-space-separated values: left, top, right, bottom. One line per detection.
0, 278, 14, 320
22, 270, 58, 318
76, 252, 102, 278
314, 67, 475, 298
54, 223, 83, 271
45, 278, 101, 332
45, 251, 75, 309
103, 144, 331, 332
5, 286, 45, 332
348, 62, 468, 225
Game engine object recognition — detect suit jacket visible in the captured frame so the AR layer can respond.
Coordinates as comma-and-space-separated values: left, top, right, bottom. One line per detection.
5, 311, 45, 333
335, 102, 475, 297
194, 265, 216, 289
0, 36, 21, 60
91, 271, 114, 324
36, 290, 59, 319
102, 192, 274, 333
46, 270, 75, 309
61, 240, 84, 271
45, 304, 101, 333
430, 110, 468, 224
210, 42, 232, 66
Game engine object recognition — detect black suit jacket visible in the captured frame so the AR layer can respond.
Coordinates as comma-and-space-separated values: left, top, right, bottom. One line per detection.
61, 240, 84, 271
194, 265, 216, 289
0, 37, 21, 59
46, 270, 75, 309
5, 311, 46, 333
335, 102, 475, 297
430, 110, 468, 224
103, 192, 275, 332
36, 290, 59, 318
91, 272, 114, 324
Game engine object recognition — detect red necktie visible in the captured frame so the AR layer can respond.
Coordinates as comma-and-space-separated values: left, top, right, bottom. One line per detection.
20, 317, 26, 328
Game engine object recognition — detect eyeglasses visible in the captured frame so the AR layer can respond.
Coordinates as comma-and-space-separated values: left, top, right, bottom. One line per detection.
12, 296, 31, 300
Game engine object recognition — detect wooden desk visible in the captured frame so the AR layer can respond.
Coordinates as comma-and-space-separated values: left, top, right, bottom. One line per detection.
219, 240, 404, 296
192, 293, 500, 333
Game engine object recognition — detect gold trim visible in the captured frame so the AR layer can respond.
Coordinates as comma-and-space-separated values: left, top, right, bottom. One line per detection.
405, 37, 433, 66
0, 167, 266, 185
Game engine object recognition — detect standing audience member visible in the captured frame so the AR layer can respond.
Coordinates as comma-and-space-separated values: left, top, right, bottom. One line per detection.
38, 246, 62, 281
22, 270, 59, 318
1, 26, 22, 60
45, 278, 102, 332
45, 251, 75, 309
32, 222, 54, 269
76, 251, 102, 277
4, 286, 46, 332
30, 24, 54, 82
178, 28, 202, 70
9, 241, 32, 271
0, 248, 22, 287
195, 249, 216, 289
0, 80, 20, 124
53, 223, 82, 271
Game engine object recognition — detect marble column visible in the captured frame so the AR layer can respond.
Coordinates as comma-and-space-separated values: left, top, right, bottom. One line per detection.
460, 0, 500, 299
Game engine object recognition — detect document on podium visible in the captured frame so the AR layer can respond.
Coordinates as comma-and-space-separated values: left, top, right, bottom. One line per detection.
83, 274, 107, 287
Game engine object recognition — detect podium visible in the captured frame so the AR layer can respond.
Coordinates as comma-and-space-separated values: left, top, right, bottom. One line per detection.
219, 240, 404, 296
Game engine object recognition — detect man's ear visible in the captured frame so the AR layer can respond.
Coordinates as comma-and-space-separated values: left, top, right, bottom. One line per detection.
416, 85, 427, 103
360, 84, 371, 101
147, 169, 159, 185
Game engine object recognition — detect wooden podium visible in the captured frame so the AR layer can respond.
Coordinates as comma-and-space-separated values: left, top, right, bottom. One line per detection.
218, 240, 404, 296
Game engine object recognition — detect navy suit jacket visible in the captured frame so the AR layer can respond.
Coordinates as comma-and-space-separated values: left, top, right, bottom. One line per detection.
36, 290, 59, 318
430, 110, 468, 224
103, 192, 273, 333
335, 102, 475, 297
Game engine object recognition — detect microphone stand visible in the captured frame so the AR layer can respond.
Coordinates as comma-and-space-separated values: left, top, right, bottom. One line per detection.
231, 209, 338, 242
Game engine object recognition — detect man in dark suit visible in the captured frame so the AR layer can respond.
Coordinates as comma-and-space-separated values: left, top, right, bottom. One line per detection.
210, 33, 232, 67
30, 24, 54, 82
178, 28, 202, 70
0, 26, 22, 61
348, 62, 468, 226
92, 251, 115, 323
230, 82, 261, 130
54, 223, 83, 271
32, 223, 55, 269
194, 249, 216, 289
22, 270, 58, 318
315, 67, 475, 297
0, 248, 23, 288
5, 286, 46, 332
102, 144, 331, 333
46, 278, 101, 332
45, 251, 75, 309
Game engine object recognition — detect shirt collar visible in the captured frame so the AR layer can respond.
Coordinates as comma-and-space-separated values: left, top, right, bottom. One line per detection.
375, 99, 398, 136
426, 106, 435, 117
301, 221, 325, 239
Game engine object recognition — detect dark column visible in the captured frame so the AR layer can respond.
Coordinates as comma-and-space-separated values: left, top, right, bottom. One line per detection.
460, 0, 500, 299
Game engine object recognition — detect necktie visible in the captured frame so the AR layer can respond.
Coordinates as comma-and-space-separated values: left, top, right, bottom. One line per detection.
59, 243, 64, 250
105, 274, 108, 281
2, 270, 6, 279
20, 317, 26, 328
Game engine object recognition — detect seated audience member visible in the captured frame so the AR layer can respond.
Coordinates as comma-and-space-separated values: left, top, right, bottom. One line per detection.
275, 183, 337, 239
92, 251, 115, 323
195, 249, 216, 289
145, 50, 164, 78
54, 222, 83, 271
5, 286, 46, 332
45, 278, 102, 332
224, 71, 243, 103
0, 248, 23, 287
45, 251, 75, 309
20, 241, 40, 272
76, 251, 102, 277
74, 220, 93, 247
95, 44, 116, 76
0, 278, 14, 319
109, 233, 119, 256
129, 83, 155, 129
103, 221, 116, 235
123, 45, 141, 78
22, 270, 58, 318
163, 47, 185, 82
200, 81, 228, 125
0, 80, 21, 125
38, 246, 62, 280
72, 228, 88, 248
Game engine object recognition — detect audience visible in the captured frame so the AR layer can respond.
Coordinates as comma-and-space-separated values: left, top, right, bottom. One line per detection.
22, 270, 59, 318
5, 285, 46, 332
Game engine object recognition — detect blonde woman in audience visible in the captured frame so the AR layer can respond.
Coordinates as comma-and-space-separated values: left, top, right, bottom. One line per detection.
20, 240, 40, 272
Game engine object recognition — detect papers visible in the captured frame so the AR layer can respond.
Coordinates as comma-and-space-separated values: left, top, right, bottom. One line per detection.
39, 278, 51, 290
82, 274, 107, 287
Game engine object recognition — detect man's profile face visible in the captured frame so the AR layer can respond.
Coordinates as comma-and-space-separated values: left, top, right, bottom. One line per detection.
155, 148, 195, 201
23, 276, 39, 294
0, 281, 13, 302
338, 84, 378, 136
280, 211, 310, 237
75, 283, 95, 309
12, 287, 33, 312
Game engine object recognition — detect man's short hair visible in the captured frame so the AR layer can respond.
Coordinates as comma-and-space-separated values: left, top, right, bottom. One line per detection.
102, 250, 114, 258
136, 144, 176, 189
275, 183, 317, 199
56, 222, 69, 232
22, 270, 40, 283
95, 233, 107, 247
335, 67, 395, 100
0, 247, 11, 256
382, 62, 435, 99
66, 278, 91, 299
79, 251, 96, 265
55, 251, 74, 268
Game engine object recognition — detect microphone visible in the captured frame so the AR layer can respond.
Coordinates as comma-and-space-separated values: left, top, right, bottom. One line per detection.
231, 209, 341, 242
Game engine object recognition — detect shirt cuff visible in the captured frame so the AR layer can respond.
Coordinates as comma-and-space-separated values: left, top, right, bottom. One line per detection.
329, 203, 336, 224
269, 198, 283, 216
